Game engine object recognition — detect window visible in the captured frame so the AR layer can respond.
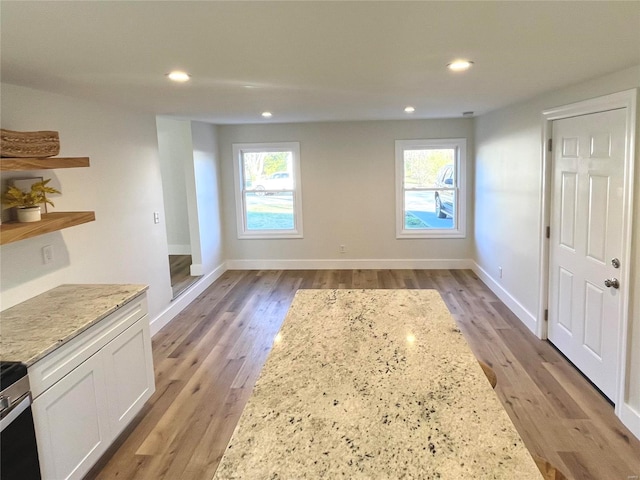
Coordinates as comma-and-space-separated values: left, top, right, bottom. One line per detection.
395, 138, 466, 238
233, 142, 303, 239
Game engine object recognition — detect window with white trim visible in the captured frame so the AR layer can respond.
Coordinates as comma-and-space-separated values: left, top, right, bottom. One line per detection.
232, 142, 303, 239
395, 138, 466, 238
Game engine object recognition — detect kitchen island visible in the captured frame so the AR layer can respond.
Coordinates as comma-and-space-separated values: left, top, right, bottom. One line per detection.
213, 289, 542, 479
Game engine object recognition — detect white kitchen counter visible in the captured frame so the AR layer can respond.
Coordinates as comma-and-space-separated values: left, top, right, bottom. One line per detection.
213, 289, 542, 479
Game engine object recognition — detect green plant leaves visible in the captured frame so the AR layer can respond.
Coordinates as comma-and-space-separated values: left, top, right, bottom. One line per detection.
1, 178, 61, 208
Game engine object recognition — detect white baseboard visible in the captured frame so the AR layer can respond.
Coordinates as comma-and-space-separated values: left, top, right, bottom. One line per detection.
150, 258, 473, 338
149, 262, 226, 337
168, 244, 192, 255
225, 258, 475, 270
619, 402, 640, 441
151, 258, 535, 339
472, 262, 539, 335
190, 263, 204, 276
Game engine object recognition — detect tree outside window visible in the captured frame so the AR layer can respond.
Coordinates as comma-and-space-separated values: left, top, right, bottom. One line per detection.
233, 143, 303, 239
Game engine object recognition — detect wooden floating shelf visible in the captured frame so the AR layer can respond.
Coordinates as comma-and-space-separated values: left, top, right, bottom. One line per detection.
0, 157, 90, 171
0, 211, 96, 245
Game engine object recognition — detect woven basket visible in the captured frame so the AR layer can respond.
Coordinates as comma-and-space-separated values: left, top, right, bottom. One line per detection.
0, 129, 60, 158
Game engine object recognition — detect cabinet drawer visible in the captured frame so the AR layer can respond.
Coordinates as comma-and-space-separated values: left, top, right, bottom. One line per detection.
29, 296, 147, 399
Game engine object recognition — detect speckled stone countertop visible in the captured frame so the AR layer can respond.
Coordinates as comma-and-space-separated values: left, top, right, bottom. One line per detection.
213, 289, 542, 479
0, 284, 148, 366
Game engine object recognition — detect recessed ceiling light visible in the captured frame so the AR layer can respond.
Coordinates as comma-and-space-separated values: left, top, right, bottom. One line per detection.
404, 106, 416, 113
447, 60, 474, 72
166, 71, 191, 82
261, 111, 273, 118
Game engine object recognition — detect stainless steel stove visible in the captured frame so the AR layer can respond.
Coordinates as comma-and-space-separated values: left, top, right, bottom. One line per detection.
0, 361, 42, 480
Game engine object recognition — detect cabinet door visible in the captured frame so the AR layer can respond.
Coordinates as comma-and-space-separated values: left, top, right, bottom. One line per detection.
32, 353, 110, 480
102, 317, 155, 437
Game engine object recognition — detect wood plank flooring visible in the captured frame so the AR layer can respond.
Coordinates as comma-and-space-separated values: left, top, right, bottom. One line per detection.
90, 270, 640, 480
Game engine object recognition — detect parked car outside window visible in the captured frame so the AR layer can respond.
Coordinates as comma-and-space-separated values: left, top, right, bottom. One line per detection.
434, 164, 454, 218
395, 138, 466, 239
253, 172, 292, 194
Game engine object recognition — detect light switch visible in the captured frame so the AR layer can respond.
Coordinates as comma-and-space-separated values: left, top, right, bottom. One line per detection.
42, 245, 54, 264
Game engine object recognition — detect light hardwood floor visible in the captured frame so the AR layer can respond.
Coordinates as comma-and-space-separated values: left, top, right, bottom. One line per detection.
90, 270, 640, 480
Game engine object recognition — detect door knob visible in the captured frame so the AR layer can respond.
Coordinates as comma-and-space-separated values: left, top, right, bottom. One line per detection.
604, 278, 620, 289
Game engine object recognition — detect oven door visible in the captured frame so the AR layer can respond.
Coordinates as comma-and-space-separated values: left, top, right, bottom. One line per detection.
0, 393, 42, 480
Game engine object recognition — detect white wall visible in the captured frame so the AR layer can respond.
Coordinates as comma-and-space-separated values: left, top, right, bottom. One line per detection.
0, 83, 173, 320
474, 66, 640, 434
218, 119, 474, 269
190, 121, 224, 274
156, 117, 192, 254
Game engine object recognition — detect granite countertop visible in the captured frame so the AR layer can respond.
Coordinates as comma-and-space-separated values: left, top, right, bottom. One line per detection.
0, 284, 148, 366
213, 289, 542, 479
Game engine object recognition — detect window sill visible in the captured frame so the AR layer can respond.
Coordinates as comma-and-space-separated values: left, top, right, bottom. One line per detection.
396, 230, 466, 239
238, 232, 303, 240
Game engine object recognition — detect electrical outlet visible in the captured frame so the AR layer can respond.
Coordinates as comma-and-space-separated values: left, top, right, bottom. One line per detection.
339, 245, 346, 253
153, 212, 160, 224
42, 245, 54, 264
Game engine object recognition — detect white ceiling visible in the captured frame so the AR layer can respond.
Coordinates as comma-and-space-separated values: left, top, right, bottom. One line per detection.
1, 1, 639, 124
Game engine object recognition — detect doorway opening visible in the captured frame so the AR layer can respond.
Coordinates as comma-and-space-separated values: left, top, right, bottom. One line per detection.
156, 117, 203, 300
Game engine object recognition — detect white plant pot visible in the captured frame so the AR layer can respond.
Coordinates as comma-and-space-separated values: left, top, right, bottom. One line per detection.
17, 206, 41, 223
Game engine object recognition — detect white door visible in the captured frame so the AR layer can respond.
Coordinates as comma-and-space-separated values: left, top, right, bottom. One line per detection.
548, 108, 626, 402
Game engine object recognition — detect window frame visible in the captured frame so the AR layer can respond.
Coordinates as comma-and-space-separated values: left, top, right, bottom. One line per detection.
395, 138, 467, 239
232, 142, 303, 239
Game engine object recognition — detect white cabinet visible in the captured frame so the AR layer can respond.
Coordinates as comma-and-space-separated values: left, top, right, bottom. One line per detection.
31, 352, 110, 480
30, 294, 155, 480
103, 317, 154, 437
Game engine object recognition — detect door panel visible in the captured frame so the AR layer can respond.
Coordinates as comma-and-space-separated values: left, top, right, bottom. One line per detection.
557, 267, 574, 333
548, 108, 626, 401
562, 136, 579, 157
583, 281, 604, 357
586, 175, 609, 261
590, 133, 611, 158
560, 172, 578, 249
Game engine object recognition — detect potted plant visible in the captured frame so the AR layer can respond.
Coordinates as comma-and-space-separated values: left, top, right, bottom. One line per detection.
2, 178, 60, 222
